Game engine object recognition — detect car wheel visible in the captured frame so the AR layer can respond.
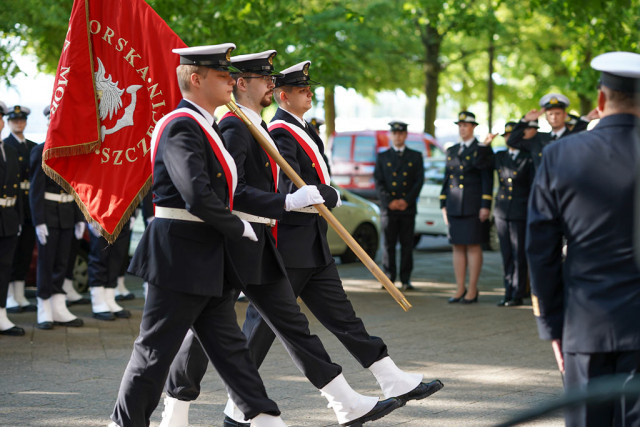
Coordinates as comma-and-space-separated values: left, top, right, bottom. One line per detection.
73, 246, 89, 294
341, 223, 379, 263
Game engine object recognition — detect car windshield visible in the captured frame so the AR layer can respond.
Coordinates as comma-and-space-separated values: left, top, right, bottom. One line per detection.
424, 158, 445, 185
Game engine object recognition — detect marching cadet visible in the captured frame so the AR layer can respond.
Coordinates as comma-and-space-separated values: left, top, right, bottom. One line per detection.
527, 51, 640, 426
374, 121, 424, 290
109, 43, 287, 427
0, 101, 26, 336
29, 122, 85, 329
507, 93, 597, 170
160, 51, 403, 427
485, 122, 534, 307
440, 112, 494, 304
4, 105, 37, 313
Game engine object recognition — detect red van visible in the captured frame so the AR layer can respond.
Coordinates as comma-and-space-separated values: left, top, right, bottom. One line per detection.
328, 130, 442, 198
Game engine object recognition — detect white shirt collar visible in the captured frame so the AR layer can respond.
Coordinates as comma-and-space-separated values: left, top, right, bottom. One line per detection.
460, 137, 475, 148
236, 103, 263, 127
280, 107, 306, 128
508, 148, 520, 156
184, 99, 215, 126
551, 127, 567, 139
11, 132, 25, 143
392, 145, 405, 153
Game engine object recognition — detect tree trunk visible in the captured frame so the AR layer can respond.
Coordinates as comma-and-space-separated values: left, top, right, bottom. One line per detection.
487, 37, 495, 132
422, 24, 442, 137
324, 86, 336, 142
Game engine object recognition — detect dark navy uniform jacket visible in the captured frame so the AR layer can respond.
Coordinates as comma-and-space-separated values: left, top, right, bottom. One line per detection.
129, 100, 245, 297
527, 113, 640, 353
4, 134, 36, 223
440, 139, 494, 216
269, 108, 339, 269
508, 120, 588, 170
0, 143, 23, 237
373, 147, 424, 216
219, 112, 288, 285
493, 150, 533, 221
29, 144, 81, 229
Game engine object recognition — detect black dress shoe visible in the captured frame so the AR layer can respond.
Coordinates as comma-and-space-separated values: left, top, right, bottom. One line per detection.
67, 297, 91, 306
0, 325, 25, 336
93, 311, 116, 321
341, 397, 401, 426
397, 380, 444, 405
113, 309, 132, 319
505, 298, 523, 307
115, 293, 135, 301
54, 318, 84, 327
6, 306, 22, 314
448, 290, 467, 304
36, 321, 54, 330
496, 299, 509, 307
400, 282, 414, 291
21, 304, 37, 312
223, 415, 250, 426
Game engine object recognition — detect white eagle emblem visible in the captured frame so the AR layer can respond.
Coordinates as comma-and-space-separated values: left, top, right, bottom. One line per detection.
94, 57, 143, 141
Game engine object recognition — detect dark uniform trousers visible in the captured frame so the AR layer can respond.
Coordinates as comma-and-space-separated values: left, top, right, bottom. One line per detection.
29, 144, 78, 299
527, 114, 640, 427
112, 101, 280, 426
4, 134, 36, 283
493, 150, 533, 301
0, 143, 22, 306
374, 148, 424, 284
88, 226, 130, 289
166, 111, 346, 400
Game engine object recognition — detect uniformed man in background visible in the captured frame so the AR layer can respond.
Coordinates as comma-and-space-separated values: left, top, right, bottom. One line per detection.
507, 93, 596, 170
0, 101, 26, 336
485, 122, 534, 307
527, 51, 640, 426
4, 105, 37, 313
373, 121, 424, 290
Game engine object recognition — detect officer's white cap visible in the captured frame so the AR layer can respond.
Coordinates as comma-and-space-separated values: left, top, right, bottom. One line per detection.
539, 93, 570, 109
591, 51, 640, 92
172, 43, 237, 71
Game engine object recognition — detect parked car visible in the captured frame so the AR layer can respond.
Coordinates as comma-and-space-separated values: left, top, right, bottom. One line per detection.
129, 183, 381, 264
329, 130, 442, 199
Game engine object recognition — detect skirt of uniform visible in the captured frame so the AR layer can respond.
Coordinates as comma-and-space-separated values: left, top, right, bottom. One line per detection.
447, 214, 487, 245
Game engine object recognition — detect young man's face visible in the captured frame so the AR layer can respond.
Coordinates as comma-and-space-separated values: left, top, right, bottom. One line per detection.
244, 74, 276, 108
8, 118, 27, 134
390, 130, 407, 148
286, 86, 313, 114
545, 107, 567, 130
201, 70, 236, 108
458, 122, 476, 141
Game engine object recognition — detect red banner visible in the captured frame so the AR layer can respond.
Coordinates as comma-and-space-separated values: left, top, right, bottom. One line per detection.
44, 0, 186, 242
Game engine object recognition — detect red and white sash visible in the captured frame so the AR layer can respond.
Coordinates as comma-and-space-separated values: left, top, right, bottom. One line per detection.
268, 120, 330, 185
220, 108, 279, 191
150, 108, 238, 210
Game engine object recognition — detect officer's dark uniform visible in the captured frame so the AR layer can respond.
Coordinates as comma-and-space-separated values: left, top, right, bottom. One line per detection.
3, 107, 37, 290
493, 125, 534, 306
527, 52, 640, 426
0, 129, 24, 335
110, 46, 280, 427
439, 115, 493, 245
373, 122, 424, 287
507, 96, 589, 171
29, 144, 82, 301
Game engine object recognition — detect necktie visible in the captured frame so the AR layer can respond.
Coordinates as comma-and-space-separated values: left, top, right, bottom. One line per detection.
550, 134, 557, 141
458, 144, 464, 155
0, 142, 5, 162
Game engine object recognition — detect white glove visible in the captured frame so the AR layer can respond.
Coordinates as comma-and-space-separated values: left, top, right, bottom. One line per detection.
36, 224, 49, 245
284, 185, 325, 211
74, 222, 86, 240
88, 222, 102, 237
331, 186, 342, 208
241, 219, 258, 242
130, 216, 136, 230
17, 225, 22, 236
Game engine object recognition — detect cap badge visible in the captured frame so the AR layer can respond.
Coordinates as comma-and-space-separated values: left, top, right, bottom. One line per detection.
14, 106, 21, 113
225, 48, 232, 61
459, 113, 466, 120
550, 97, 558, 104
303, 63, 309, 76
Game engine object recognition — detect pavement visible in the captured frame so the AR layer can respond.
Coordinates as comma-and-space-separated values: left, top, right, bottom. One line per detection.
0, 236, 564, 426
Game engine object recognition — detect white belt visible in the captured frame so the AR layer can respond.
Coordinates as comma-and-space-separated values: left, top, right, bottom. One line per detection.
155, 206, 204, 223
291, 206, 318, 214
19, 181, 30, 190
44, 192, 74, 203
0, 196, 17, 207
233, 211, 276, 227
